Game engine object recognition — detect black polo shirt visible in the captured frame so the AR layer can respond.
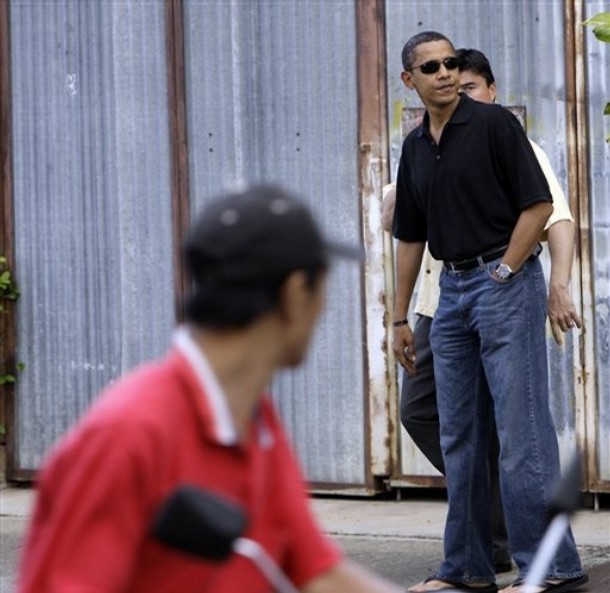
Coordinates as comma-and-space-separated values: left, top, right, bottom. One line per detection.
392, 94, 552, 262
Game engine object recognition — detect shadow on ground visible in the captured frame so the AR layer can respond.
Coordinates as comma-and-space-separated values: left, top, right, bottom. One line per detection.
337, 535, 610, 592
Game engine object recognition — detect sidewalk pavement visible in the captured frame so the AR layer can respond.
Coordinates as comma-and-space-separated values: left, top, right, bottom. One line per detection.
1, 486, 609, 591
311, 495, 610, 591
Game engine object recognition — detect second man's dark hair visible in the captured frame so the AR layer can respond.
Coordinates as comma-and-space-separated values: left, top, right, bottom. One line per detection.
456, 48, 495, 86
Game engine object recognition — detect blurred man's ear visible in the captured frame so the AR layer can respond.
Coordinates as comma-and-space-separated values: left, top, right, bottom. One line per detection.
278, 271, 308, 322
277, 271, 325, 325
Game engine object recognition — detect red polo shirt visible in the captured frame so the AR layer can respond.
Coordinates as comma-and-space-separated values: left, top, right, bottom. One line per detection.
17, 328, 341, 593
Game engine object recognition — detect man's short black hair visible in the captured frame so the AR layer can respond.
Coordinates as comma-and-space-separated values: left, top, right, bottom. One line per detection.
184, 265, 325, 330
456, 48, 495, 86
401, 31, 454, 71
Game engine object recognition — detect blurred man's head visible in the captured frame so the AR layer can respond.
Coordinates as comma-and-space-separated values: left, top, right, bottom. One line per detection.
457, 48, 497, 104
183, 184, 361, 366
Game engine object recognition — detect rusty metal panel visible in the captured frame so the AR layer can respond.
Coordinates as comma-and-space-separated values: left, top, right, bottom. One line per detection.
182, 0, 367, 487
584, 0, 610, 483
9, 0, 174, 472
385, 1, 592, 480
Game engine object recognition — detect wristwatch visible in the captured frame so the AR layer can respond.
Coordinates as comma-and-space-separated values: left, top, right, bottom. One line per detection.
494, 263, 514, 281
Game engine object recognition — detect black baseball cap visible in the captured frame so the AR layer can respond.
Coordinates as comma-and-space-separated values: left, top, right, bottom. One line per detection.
184, 184, 363, 286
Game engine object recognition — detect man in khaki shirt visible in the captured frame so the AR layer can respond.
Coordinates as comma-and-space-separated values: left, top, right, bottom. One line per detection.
382, 48, 581, 577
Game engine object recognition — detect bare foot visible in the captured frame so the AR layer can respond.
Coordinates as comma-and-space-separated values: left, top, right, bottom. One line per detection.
407, 580, 454, 593
407, 579, 494, 592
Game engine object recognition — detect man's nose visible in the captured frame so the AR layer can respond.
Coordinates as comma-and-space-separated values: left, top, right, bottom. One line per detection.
438, 64, 452, 76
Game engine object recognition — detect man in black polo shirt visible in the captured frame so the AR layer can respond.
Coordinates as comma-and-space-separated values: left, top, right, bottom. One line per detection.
392, 31, 587, 593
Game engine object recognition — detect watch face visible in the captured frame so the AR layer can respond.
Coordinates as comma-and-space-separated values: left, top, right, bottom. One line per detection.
496, 264, 513, 280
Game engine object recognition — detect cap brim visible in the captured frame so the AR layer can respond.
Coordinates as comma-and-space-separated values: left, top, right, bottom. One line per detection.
325, 240, 365, 262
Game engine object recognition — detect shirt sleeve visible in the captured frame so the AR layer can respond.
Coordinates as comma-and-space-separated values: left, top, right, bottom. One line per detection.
17, 420, 159, 593
392, 141, 428, 243
414, 247, 442, 317
528, 140, 574, 236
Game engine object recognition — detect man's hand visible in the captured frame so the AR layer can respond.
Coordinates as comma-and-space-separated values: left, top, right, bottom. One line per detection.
545, 219, 580, 346
548, 283, 582, 346
392, 324, 417, 375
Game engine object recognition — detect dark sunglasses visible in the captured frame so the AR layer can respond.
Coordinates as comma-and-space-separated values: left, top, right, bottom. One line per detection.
411, 56, 459, 75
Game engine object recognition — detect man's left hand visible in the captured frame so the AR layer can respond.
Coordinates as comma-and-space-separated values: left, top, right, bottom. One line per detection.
548, 284, 582, 346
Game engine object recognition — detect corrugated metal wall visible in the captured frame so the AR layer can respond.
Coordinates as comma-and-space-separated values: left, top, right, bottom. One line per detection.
6, 0, 368, 486
585, 0, 610, 482
4, 0, 606, 491
182, 0, 366, 487
9, 0, 175, 470
385, 0, 607, 484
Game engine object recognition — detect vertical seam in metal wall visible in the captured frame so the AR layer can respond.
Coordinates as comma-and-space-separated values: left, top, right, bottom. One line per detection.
165, 0, 190, 323
563, 0, 596, 490
0, 0, 17, 478
574, 0, 598, 491
356, 0, 392, 490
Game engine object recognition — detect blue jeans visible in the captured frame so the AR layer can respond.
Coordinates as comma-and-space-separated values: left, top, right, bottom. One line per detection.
429, 256, 583, 584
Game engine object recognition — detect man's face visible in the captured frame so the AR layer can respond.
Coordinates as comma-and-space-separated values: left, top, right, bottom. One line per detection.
458, 70, 497, 104
401, 40, 460, 108
280, 271, 327, 368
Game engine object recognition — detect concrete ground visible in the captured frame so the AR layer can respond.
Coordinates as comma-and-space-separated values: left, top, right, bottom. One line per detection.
312, 495, 610, 591
1, 486, 609, 592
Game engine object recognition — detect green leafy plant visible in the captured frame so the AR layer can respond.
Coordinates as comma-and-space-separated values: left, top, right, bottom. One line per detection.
0, 362, 25, 386
584, 12, 610, 141
0, 255, 20, 309
1, 255, 20, 388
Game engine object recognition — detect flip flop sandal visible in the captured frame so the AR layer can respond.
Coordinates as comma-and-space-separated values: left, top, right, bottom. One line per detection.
407, 576, 498, 593
506, 574, 589, 593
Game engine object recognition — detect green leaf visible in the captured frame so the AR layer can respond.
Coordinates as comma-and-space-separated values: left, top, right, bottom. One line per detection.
584, 12, 610, 27
0, 374, 16, 385
584, 12, 610, 42
604, 102, 610, 116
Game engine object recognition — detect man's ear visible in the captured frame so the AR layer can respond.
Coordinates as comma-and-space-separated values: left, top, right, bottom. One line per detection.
277, 271, 309, 322
401, 70, 415, 90
488, 81, 497, 103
